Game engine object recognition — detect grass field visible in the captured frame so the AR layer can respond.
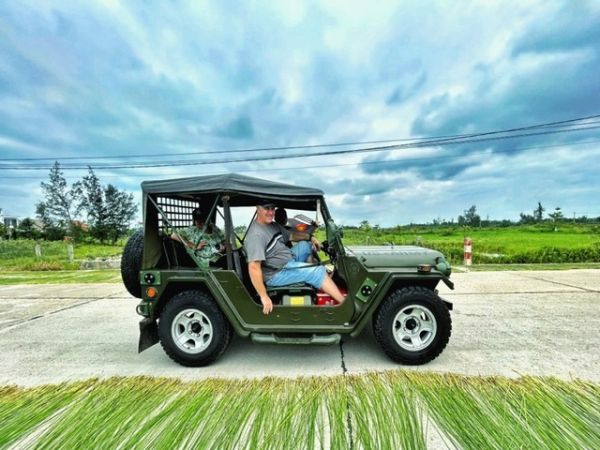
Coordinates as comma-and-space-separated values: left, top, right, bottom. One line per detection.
0, 240, 122, 271
1, 372, 598, 449
1, 224, 599, 282
340, 224, 600, 264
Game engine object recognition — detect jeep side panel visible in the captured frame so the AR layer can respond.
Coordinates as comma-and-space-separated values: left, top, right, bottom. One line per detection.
139, 269, 358, 336
211, 271, 356, 334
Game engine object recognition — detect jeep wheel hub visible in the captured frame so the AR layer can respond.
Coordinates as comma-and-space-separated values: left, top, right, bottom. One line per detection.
393, 304, 437, 351
171, 308, 213, 354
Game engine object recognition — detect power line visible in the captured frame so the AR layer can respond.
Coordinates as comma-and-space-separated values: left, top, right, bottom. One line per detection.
1, 122, 598, 170
2, 138, 600, 179
1, 114, 599, 163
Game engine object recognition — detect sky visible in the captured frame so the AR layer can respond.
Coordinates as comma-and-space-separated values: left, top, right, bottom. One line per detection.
0, 0, 599, 227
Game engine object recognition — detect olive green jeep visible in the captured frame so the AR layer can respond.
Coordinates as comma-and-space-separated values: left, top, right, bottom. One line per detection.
121, 173, 454, 367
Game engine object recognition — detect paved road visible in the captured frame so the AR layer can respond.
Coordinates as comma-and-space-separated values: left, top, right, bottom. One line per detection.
0, 270, 598, 387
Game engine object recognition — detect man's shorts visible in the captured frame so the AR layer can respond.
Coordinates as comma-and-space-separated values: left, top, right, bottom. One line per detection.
266, 261, 327, 289
290, 240, 312, 263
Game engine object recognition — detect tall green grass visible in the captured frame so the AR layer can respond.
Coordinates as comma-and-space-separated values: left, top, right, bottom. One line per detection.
1, 372, 598, 449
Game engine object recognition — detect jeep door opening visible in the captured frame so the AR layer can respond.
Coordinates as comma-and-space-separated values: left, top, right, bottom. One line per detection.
121, 173, 453, 367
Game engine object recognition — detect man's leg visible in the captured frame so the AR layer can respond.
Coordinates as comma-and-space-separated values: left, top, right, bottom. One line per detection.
290, 240, 312, 262
320, 275, 345, 304
267, 261, 346, 304
267, 261, 323, 286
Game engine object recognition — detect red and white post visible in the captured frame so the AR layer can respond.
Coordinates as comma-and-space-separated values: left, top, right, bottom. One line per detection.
464, 237, 473, 266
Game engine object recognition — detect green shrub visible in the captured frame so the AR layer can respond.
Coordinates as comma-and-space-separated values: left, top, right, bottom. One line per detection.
21, 261, 80, 271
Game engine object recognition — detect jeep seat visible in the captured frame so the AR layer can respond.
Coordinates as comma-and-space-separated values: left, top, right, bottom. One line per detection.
265, 283, 315, 305
235, 246, 317, 302
266, 283, 314, 296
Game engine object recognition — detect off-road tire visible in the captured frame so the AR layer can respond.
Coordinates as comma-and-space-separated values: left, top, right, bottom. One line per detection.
121, 229, 144, 298
373, 286, 451, 365
158, 290, 232, 367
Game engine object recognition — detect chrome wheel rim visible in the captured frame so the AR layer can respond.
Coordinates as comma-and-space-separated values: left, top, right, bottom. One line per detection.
393, 304, 437, 351
171, 308, 213, 354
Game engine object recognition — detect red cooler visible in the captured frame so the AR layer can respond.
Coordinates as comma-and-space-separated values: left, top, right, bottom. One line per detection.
316, 287, 346, 306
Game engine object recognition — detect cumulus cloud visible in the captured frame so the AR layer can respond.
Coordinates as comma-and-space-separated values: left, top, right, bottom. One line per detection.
0, 0, 598, 225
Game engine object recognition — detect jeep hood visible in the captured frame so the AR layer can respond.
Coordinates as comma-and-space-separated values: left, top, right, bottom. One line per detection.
346, 245, 448, 269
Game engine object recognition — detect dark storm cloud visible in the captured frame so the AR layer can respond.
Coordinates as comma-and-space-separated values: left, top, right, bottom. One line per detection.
386, 72, 427, 105
359, 149, 475, 179
512, 1, 600, 55
411, 3, 600, 142
320, 175, 401, 197
215, 115, 255, 140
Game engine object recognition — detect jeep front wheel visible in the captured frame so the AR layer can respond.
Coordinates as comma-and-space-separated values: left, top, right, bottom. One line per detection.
158, 290, 232, 367
373, 287, 451, 365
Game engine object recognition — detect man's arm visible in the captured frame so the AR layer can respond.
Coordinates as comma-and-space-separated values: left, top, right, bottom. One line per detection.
288, 231, 321, 251
248, 261, 273, 314
171, 229, 205, 250
171, 232, 191, 248
215, 227, 226, 252
289, 230, 310, 242
310, 235, 321, 251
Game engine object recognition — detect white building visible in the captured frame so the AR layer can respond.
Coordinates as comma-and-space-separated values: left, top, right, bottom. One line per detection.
0, 208, 19, 229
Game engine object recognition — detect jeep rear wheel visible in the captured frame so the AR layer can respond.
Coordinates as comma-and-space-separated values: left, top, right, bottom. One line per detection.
373, 287, 451, 365
121, 229, 143, 298
159, 290, 232, 367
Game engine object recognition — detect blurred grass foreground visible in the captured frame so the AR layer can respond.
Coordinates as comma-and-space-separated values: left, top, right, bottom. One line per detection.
1, 372, 599, 449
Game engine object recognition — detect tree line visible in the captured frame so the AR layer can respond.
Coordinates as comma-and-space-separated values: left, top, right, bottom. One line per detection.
3, 167, 596, 241
349, 203, 598, 231
3, 162, 137, 244
454, 203, 592, 228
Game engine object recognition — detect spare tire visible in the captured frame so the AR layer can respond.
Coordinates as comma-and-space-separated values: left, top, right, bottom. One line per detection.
121, 229, 144, 298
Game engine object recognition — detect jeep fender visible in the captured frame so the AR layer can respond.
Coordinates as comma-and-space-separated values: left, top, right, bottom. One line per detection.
155, 272, 250, 338
349, 272, 453, 338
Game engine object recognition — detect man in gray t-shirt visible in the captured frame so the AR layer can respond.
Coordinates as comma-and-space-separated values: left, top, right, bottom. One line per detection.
245, 220, 293, 281
245, 199, 346, 315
